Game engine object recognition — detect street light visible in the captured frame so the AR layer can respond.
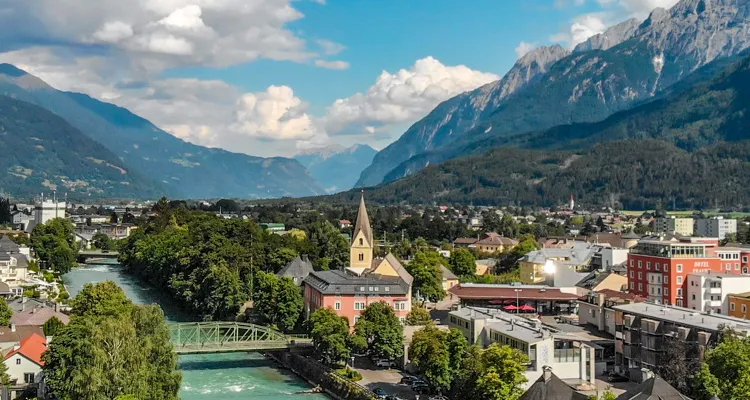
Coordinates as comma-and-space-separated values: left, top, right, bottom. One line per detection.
515, 288, 522, 314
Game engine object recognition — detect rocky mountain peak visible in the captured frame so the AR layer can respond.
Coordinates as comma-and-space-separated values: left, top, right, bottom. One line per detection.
574, 18, 641, 53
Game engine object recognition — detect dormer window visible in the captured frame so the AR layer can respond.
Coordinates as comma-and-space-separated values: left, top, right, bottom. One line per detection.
359, 238, 363, 246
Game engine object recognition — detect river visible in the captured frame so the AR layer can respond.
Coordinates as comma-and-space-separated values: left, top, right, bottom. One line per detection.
63, 264, 329, 400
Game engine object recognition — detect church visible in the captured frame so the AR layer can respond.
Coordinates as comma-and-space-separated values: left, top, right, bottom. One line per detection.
303, 194, 413, 327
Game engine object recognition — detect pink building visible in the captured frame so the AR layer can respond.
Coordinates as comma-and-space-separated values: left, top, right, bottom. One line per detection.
303, 195, 413, 327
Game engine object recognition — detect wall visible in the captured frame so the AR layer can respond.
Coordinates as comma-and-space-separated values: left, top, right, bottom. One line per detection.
4, 354, 41, 384
600, 248, 629, 271
728, 296, 750, 319
268, 351, 376, 400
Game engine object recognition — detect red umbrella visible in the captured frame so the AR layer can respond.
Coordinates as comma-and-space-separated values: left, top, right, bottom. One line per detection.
519, 304, 536, 312
504, 305, 519, 311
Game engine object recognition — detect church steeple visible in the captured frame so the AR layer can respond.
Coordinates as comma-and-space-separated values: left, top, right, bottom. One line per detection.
350, 192, 374, 269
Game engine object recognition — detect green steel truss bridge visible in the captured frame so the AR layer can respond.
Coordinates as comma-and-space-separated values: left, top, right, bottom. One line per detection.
169, 322, 312, 354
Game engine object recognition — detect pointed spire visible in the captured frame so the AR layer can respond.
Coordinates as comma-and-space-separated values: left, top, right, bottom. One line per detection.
353, 191, 372, 246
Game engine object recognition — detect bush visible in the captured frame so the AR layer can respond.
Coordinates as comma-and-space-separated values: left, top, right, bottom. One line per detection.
335, 367, 363, 382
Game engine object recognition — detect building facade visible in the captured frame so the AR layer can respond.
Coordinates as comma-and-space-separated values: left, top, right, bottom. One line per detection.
728, 292, 750, 319
625, 237, 743, 307
614, 303, 750, 378
448, 307, 599, 387
685, 273, 750, 314
653, 217, 694, 236
577, 290, 644, 337
696, 217, 738, 239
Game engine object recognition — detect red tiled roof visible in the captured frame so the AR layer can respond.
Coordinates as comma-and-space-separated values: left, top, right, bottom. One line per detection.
448, 284, 579, 301
4, 333, 47, 366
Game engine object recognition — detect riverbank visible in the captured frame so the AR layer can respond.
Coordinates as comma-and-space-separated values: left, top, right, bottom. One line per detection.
267, 351, 376, 400
63, 263, 329, 400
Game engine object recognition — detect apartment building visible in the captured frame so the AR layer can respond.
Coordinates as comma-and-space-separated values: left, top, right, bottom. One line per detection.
577, 289, 644, 336
728, 292, 750, 319
614, 302, 750, 378
654, 217, 694, 236
448, 307, 600, 387
696, 216, 738, 239
626, 237, 743, 307
686, 272, 750, 314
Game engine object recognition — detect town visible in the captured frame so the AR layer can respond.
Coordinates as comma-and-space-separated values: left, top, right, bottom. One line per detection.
0, 193, 748, 400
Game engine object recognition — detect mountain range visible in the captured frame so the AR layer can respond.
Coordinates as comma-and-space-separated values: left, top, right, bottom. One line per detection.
294, 144, 377, 193
0, 65, 324, 199
357, 0, 750, 187
328, 48, 750, 208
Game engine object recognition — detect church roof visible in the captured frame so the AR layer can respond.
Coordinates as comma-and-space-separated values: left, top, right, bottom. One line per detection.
277, 255, 314, 285
352, 193, 373, 245
518, 368, 589, 400
617, 376, 691, 400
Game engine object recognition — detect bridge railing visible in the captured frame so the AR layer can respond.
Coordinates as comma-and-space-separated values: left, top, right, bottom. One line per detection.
168, 322, 311, 353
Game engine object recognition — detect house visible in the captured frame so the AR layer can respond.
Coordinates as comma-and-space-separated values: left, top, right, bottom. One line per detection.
617, 370, 691, 398
0, 253, 29, 293
3, 333, 47, 385
339, 220, 352, 229
440, 265, 458, 291
475, 233, 518, 253
475, 259, 496, 276
0, 325, 44, 349
519, 243, 602, 285
303, 195, 413, 328
74, 232, 95, 250
11, 305, 70, 327
575, 271, 628, 294
518, 366, 589, 400
277, 255, 314, 286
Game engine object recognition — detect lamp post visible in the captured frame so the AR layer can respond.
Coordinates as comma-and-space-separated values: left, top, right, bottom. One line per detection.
515, 288, 521, 314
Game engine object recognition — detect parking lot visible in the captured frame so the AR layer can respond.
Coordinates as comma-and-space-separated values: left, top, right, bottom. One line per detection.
353, 356, 418, 399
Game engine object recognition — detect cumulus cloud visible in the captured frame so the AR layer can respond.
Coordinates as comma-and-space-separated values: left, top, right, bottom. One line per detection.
515, 41, 537, 59
314, 59, 350, 70
316, 39, 345, 55
616, 0, 680, 18
232, 86, 320, 141
324, 56, 499, 135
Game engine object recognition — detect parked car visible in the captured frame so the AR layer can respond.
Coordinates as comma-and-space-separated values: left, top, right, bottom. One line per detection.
372, 388, 388, 399
399, 375, 420, 385
411, 382, 430, 394
375, 359, 397, 368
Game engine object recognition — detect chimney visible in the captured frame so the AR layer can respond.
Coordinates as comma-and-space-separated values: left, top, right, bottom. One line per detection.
301, 254, 310, 263
12, 343, 19, 351
542, 365, 553, 381
10, 323, 15, 333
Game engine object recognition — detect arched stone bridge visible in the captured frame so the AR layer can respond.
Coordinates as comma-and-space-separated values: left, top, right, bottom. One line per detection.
169, 322, 312, 354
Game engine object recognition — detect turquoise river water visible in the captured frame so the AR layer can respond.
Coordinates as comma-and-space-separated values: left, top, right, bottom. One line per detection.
63, 264, 329, 400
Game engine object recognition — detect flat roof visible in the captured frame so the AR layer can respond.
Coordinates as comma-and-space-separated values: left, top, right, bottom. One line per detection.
613, 302, 750, 333
449, 284, 579, 301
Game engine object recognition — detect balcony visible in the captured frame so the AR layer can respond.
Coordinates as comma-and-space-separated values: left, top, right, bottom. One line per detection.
623, 345, 640, 359
706, 287, 722, 295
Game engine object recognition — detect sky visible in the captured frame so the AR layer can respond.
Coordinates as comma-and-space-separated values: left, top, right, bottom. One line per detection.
0, 0, 679, 157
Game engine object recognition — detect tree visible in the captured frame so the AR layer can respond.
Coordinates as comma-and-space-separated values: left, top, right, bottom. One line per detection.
43, 282, 181, 400
252, 272, 303, 332
409, 324, 452, 393
92, 232, 114, 250
268, 247, 298, 273
0, 298, 12, 326
658, 337, 700, 395
110, 212, 119, 224
588, 392, 617, 400
309, 308, 352, 366
354, 301, 404, 360
695, 330, 750, 400
405, 306, 432, 326
0, 197, 10, 225
43, 316, 66, 336
474, 343, 529, 400
449, 249, 476, 278
308, 221, 349, 270
406, 251, 446, 303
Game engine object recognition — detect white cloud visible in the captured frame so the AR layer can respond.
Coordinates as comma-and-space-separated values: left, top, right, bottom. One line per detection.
617, 0, 680, 18
316, 39, 345, 55
232, 86, 320, 141
550, 13, 609, 48
515, 41, 537, 59
92, 21, 134, 43
324, 56, 499, 135
314, 59, 350, 70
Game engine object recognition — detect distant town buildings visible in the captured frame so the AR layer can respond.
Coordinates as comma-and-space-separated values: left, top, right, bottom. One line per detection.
654, 216, 694, 236
696, 216, 738, 239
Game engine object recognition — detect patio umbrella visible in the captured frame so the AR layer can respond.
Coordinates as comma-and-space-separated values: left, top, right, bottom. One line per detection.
504, 305, 519, 311
519, 304, 536, 312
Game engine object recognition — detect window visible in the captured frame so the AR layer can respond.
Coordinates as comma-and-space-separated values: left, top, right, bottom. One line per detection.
665, 287, 669, 295
727, 263, 732, 271
400, 317, 406, 324
676, 276, 683, 285
385, 287, 390, 292
744, 304, 748, 313
743, 256, 748, 263
359, 286, 365, 292
665, 264, 669, 272
638, 283, 643, 291
736, 263, 740, 271
354, 316, 360, 324
638, 272, 643, 279
676, 264, 683, 272
638, 261, 642, 268
630, 282, 634, 290
655, 263, 660, 271
358, 253, 364, 262
647, 262, 651, 270
355, 302, 365, 310
692, 294, 696, 300
677, 288, 683, 297
374, 287, 379, 292
359, 238, 363, 246
630, 271, 634, 278
335, 302, 341, 310
677, 300, 683, 307
15, 358, 21, 365
369, 287, 373, 292
630, 260, 634, 267
23, 373, 34, 384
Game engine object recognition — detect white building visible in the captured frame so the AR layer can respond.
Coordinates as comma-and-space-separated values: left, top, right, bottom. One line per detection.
25, 200, 66, 233
599, 248, 629, 270
448, 307, 602, 387
696, 217, 737, 240
3, 333, 46, 386
686, 272, 750, 314
654, 216, 694, 236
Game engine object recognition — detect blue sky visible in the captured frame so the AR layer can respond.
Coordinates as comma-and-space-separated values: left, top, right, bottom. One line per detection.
0, 0, 677, 156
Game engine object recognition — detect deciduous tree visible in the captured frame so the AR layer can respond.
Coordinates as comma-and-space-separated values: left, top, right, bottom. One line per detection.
405, 306, 432, 326
252, 271, 303, 332
354, 301, 404, 360
309, 308, 352, 366
0, 298, 12, 326
409, 324, 451, 393
449, 249, 476, 278
406, 251, 446, 303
